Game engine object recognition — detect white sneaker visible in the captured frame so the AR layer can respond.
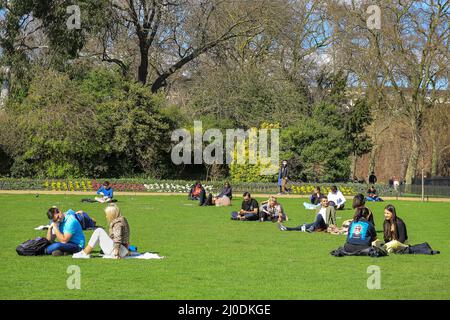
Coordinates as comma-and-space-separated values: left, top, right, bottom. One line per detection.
301, 225, 306, 232
72, 251, 91, 259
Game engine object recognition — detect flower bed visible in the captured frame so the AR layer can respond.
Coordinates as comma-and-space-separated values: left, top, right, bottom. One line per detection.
0, 178, 398, 196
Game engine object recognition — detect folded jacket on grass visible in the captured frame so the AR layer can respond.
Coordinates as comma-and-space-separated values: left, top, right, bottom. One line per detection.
102, 252, 165, 259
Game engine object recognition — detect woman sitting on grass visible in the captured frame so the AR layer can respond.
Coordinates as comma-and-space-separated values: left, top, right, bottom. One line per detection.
382, 204, 408, 252
73, 204, 130, 259
352, 193, 375, 226
259, 196, 288, 222
343, 207, 377, 253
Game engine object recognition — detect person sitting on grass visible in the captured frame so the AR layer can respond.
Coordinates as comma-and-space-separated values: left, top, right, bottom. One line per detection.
189, 181, 208, 206
327, 185, 346, 210
367, 186, 383, 202
45, 207, 85, 256
259, 196, 288, 222
352, 193, 375, 226
342, 207, 377, 254
73, 204, 130, 259
382, 204, 408, 250
279, 197, 336, 232
95, 181, 114, 203
303, 186, 323, 210
231, 192, 259, 221
212, 182, 233, 207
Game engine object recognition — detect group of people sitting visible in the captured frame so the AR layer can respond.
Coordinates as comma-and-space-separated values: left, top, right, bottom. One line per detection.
303, 186, 347, 210
44, 203, 131, 259
282, 191, 412, 254
231, 194, 288, 222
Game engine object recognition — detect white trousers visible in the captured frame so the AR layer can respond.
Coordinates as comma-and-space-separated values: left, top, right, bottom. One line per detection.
88, 228, 128, 257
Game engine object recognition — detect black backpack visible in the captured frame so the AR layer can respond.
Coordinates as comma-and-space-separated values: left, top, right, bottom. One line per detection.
16, 237, 51, 256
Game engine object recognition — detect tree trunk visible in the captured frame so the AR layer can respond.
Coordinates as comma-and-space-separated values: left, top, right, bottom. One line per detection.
404, 118, 421, 185
430, 128, 438, 177
350, 154, 357, 180
368, 144, 379, 177
138, 41, 149, 85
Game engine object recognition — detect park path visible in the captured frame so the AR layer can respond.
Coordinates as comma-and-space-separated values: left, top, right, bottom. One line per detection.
0, 190, 449, 202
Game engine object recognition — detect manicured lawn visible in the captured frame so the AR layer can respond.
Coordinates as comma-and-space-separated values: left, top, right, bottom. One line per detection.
0, 194, 449, 300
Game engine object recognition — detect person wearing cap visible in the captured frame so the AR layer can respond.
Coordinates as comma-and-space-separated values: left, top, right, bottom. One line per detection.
45, 207, 85, 256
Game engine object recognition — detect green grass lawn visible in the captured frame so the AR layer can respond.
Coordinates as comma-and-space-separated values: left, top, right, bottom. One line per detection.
0, 194, 449, 300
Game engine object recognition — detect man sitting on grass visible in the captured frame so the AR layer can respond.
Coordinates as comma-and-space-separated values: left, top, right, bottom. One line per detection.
45, 207, 85, 256
279, 197, 336, 232
95, 181, 114, 203
231, 192, 259, 221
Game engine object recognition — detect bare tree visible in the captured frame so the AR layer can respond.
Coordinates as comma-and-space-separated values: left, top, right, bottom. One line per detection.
327, 0, 450, 184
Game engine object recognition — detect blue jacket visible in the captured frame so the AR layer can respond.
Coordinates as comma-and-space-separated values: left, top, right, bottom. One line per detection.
97, 186, 113, 198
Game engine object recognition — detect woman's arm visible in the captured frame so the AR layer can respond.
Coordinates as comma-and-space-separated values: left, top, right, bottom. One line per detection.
397, 220, 408, 243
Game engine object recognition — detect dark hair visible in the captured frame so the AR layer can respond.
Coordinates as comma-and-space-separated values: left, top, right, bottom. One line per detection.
383, 204, 399, 241
243, 192, 251, 197
315, 186, 321, 192
331, 185, 338, 192
47, 207, 59, 220
352, 193, 366, 209
353, 207, 370, 222
103, 181, 110, 187
225, 182, 231, 187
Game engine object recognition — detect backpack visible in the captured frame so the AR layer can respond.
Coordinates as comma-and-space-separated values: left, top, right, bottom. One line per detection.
16, 237, 51, 256
74, 212, 95, 230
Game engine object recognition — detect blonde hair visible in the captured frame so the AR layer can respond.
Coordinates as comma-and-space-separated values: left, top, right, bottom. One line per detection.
268, 196, 277, 204
104, 204, 121, 223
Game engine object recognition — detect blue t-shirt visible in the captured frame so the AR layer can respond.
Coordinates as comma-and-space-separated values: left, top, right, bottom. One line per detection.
58, 210, 85, 248
346, 219, 376, 247
97, 186, 113, 198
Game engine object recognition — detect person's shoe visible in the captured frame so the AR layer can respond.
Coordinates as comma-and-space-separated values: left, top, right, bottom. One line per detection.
72, 251, 91, 259
300, 225, 306, 232
306, 227, 313, 233
278, 223, 287, 231
51, 250, 64, 257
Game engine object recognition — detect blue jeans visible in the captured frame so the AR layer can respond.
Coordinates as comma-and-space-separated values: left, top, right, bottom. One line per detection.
45, 242, 82, 255
305, 214, 327, 231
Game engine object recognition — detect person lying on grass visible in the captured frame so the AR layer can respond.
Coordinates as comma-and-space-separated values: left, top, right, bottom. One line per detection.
73, 204, 130, 259
342, 207, 378, 254
231, 192, 259, 221
327, 185, 346, 210
95, 181, 114, 203
45, 207, 85, 256
279, 197, 336, 232
259, 196, 288, 222
352, 193, 375, 226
